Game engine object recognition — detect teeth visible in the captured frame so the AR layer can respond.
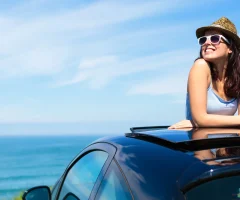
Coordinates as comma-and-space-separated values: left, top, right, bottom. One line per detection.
206, 49, 214, 52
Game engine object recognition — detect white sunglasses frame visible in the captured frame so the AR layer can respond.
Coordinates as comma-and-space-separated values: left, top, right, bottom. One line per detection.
198, 34, 230, 46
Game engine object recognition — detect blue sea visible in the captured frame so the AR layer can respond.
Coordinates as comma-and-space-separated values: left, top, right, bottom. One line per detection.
0, 135, 105, 200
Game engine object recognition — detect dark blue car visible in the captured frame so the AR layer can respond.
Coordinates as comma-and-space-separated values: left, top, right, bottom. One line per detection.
22, 127, 240, 200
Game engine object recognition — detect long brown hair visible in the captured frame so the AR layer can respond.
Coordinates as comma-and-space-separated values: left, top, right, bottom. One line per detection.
198, 35, 240, 98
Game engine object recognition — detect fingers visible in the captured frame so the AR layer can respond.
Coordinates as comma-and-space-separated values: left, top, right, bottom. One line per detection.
169, 120, 192, 129
168, 122, 183, 129
168, 126, 175, 129
168, 122, 182, 129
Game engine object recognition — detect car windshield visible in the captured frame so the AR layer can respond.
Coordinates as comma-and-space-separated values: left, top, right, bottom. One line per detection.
185, 175, 240, 200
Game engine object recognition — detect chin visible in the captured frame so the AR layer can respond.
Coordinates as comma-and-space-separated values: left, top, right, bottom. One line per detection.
202, 55, 216, 62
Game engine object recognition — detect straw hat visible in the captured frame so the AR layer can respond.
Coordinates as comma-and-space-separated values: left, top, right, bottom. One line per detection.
196, 17, 240, 49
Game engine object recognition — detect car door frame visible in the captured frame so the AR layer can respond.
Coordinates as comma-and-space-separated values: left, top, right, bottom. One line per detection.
53, 142, 117, 200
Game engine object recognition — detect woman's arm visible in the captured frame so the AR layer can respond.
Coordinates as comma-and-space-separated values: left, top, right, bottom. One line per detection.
189, 59, 240, 127
170, 59, 240, 129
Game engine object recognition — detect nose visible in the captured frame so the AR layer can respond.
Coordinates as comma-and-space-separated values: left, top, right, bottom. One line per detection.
204, 37, 212, 45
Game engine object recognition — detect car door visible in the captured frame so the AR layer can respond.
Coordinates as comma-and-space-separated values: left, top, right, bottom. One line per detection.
53, 142, 116, 200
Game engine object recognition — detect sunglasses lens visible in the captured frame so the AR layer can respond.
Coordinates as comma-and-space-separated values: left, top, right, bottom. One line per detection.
199, 37, 207, 45
210, 35, 220, 44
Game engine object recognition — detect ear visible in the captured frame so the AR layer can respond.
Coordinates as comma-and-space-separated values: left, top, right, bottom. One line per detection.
228, 48, 232, 54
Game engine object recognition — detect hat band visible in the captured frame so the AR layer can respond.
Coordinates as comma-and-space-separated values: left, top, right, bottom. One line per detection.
211, 24, 224, 28
210, 24, 237, 34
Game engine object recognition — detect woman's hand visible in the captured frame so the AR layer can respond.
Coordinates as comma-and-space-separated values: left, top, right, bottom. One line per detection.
168, 120, 196, 129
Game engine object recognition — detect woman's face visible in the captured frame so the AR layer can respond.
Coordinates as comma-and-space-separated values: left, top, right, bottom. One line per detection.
201, 30, 232, 62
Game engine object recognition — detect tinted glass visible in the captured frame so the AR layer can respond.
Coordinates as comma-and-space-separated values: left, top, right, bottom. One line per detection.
58, 151, 108, 200
186, 175, 240, 200
199, 37, 207, 45
211, 35, 220, 43
95, 160, 132, 200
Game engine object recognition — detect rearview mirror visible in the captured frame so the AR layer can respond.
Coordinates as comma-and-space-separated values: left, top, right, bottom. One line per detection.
22, 186, 51, 200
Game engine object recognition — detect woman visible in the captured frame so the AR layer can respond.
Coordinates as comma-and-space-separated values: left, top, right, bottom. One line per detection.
169, 17, 240, 129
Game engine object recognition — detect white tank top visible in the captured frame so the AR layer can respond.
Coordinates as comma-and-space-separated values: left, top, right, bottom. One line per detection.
186, 84, 238, 120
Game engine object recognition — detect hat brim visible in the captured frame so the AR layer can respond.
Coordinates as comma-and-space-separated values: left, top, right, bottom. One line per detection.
196, 26, 240, 49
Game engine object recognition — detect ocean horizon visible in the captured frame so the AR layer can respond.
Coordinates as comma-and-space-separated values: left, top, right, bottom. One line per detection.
0, 134, 108, 200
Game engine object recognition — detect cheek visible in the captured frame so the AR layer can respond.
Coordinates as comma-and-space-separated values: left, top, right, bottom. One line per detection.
213, 46, 229, 56
220, 47, 230, 56
219, 45, 231, 54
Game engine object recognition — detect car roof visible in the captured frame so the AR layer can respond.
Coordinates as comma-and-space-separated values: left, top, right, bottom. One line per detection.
97, 126, 240, 152
95, 127, 240, 195
97, 126, 240, 169
95, 133, 199, 198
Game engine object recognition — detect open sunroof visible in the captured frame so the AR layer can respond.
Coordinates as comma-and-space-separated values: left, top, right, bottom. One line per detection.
126, 126, 240, 152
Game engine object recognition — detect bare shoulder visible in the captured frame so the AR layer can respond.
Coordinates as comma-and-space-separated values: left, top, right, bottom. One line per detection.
189, 58, 211, 76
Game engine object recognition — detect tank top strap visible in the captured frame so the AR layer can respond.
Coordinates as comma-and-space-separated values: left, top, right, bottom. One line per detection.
206, 60, 213, 89
208, 76, 213, 90
209, 80, 213, 88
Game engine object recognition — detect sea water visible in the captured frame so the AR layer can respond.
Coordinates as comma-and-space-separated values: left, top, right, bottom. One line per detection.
0, 135, 104, 200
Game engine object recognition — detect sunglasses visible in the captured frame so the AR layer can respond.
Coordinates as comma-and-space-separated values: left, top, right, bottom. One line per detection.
198, 34, 230, 46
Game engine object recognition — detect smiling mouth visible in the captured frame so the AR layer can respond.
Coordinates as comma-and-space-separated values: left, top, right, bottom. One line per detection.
205, 49, 215, 52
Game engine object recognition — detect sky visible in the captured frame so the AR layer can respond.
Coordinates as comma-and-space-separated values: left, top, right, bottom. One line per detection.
0, 0, 239, 135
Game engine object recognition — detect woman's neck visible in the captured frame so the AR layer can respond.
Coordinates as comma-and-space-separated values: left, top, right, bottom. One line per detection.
212, 59, 228, 81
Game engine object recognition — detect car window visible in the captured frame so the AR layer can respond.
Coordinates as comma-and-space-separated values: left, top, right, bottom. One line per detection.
58, 151, 108, 200
95, 160, 132, 200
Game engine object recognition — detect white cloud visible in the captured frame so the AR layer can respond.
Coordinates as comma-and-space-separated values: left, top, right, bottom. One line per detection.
55, 48, 197, 88
127, 73, 188, 95
79, 56, 117, 70
0, 47, 69, 78
0, 0, 190, 51
0, 0, 204, 80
